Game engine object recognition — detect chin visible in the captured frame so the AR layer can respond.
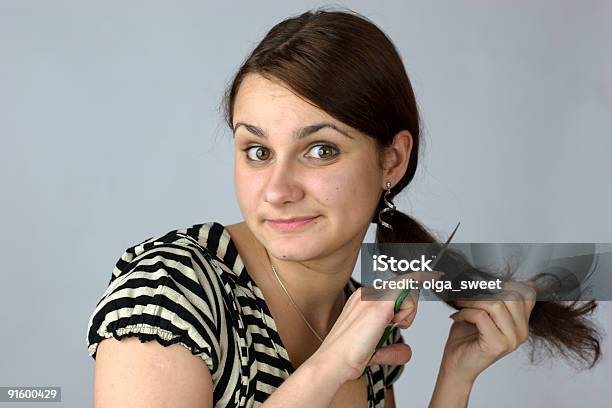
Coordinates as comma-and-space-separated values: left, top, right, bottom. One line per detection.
266, 233, 327, 260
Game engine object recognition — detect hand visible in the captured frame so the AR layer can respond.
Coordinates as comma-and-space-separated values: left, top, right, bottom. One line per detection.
309, 271, 442, 384
438, 281, 537, 385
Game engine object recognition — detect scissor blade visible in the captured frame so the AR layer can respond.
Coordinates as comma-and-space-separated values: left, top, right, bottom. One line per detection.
444, 221, 460, 246
430, 221, 460, 270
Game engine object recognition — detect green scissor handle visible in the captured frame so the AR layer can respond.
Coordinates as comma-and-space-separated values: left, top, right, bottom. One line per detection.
360, 288, 410, 377
359, 221, 461, 379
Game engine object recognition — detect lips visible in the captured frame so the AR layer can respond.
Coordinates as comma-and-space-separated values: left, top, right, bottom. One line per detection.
266, 215, 320, 232
267, 216, 319, 223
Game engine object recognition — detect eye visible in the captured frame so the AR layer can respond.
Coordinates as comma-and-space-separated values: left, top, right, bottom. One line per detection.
306, 144, 339, 160
242, 143, 340, 162
243, 146, 270, 161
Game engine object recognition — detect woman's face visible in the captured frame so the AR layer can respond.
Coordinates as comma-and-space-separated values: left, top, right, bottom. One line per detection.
232, 73, 384, 261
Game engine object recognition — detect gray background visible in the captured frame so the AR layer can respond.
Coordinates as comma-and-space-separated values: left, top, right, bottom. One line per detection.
1, 0, 610, 406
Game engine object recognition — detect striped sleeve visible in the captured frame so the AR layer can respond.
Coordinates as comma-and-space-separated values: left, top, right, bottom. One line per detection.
86, 240, 222, 375
381, 326, 406, 389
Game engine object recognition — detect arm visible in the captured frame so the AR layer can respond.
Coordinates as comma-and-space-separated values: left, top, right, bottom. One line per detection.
261, 353, 345, 407
428, 282, 536, 408
93, 337, 213, 408
428, 367, 472, 408
93, 337, 347, 408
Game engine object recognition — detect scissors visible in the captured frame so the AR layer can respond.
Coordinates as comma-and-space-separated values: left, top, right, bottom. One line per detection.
361, 221, 461, 377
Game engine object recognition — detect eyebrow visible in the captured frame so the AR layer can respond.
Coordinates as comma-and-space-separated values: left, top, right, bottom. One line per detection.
232, 121, 354, 140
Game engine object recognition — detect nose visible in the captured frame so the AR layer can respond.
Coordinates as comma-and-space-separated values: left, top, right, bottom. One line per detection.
263, 158, 304, 206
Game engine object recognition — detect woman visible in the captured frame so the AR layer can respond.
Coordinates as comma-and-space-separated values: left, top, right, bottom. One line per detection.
86, 8, 601, 407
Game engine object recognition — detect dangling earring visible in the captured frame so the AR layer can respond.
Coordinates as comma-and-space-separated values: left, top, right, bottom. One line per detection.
378, 181, 396, 230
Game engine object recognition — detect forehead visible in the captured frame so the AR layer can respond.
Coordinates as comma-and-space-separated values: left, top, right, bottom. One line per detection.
233, 73, 345, 127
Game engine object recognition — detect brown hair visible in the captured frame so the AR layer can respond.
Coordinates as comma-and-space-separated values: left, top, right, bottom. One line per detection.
221, 7, 601, 369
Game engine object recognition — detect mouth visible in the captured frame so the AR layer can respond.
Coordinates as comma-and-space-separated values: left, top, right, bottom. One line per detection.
266, 215, 320, 232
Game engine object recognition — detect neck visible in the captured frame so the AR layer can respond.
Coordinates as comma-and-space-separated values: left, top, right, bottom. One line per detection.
230, 221, 368, 336
266, 238, 359, 334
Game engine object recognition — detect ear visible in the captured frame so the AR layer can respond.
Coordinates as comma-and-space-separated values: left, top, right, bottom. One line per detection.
382, 130, 413, 185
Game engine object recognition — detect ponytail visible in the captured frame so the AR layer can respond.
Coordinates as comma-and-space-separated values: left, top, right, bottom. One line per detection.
374, 209, 602, 369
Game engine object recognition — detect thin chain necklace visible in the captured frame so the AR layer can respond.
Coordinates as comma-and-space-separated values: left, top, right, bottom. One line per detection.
264, 248, 324, 343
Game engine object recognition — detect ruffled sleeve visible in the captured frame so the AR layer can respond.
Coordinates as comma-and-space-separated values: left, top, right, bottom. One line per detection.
86, 237, 223, 376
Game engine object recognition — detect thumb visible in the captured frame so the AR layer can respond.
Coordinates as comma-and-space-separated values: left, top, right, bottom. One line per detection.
368, 343, 412, 366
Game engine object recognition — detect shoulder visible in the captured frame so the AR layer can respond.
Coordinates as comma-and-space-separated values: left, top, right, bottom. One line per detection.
86, 221, 234, 375
107, 221, 236, 287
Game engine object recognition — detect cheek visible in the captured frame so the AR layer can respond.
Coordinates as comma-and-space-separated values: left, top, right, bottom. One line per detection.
309, 163, 380, 211
234, 165, 263, 211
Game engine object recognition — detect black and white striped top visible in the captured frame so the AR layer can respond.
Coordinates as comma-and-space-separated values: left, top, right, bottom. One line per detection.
86, 221, 405, 407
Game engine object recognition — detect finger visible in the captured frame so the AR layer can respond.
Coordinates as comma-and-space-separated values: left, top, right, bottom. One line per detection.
367, 290, 416, 329
390, 304, 417, 328
389, 279, 424, 327
453, 299, 520, 350
506, 280, 538, 315
500, 289, 529, 343
391, 314, 414, 329
391, 270, 445, 285
355, 287, 408, 328
388, 270, 443, 306
369, 276, 419, 313
371, 271, 443, 325
368, 343, 412, 366
390, 271, 446, 323
450, 308, 508, 352
499, 283, 537, 343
